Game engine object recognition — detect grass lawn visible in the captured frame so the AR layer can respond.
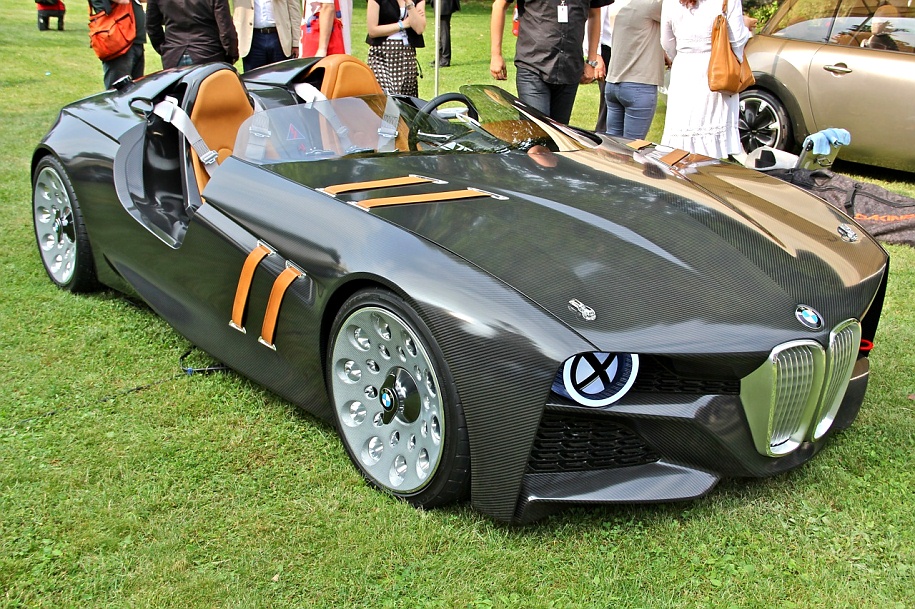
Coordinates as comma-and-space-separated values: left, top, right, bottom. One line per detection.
2, 1, 914, 607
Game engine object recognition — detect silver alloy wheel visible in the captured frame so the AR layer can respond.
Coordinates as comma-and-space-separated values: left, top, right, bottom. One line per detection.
330, 305, 444, 494
33, 165, 78, 286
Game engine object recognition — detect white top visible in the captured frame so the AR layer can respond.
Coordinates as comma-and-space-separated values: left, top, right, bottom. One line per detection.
253, 0, 276, 29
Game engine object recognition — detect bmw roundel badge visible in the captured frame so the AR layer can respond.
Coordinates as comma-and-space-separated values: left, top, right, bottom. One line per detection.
380, 387, 396, 412
795, 305, 824, 330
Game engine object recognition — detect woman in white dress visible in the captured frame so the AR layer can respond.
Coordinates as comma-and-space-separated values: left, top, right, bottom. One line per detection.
660, 0, 750, 158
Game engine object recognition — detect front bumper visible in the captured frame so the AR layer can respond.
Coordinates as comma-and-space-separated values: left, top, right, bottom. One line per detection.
513, 357, 869, 523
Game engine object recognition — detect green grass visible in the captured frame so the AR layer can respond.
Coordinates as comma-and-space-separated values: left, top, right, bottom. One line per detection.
2, 1, 915, 607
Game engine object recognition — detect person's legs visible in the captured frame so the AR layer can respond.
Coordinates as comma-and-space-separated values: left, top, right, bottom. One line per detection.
130, 45, 146, 80
604, 82, 625, 136
103, 51, 131, 89
595, 43, 612, 132
548, 82, 578, 125
618, 82, 658, 140
245, 31, 288, 72
37, 12, 49, 30
515, 67, 552, 117
439, 14, 452, 65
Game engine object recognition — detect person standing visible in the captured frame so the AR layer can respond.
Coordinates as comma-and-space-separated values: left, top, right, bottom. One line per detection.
490, 0, 610, 125
366, 0, 427, 96
89, 0, 146, 89
147, 0, 239, 69
594, 2, 614, 132
429, 0, 460, 67
233, 0, 301, 71
660, 0, 750, 158
301, 0, 353, 56
603, 0, 664, 139
36, 0, 66, 30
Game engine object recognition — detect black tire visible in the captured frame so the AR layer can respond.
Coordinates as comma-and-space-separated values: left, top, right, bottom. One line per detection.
327, 288, 470, 507
32, 155, 99, 293
738, 88, 792, 153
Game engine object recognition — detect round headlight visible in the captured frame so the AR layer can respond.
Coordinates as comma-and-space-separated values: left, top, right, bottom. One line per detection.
557, 352, 639, 407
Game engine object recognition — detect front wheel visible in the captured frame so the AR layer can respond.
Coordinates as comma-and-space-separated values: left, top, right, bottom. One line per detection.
32, 155, 98, 292
738, 89, 792, 153
327, 289, 470, 508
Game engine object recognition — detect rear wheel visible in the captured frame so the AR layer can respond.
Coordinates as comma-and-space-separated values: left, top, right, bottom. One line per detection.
739, 89, 792, 153
32, 155, 98, 292
327, 288, 470, 507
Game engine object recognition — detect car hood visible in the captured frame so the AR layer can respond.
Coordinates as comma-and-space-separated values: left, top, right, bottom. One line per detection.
270, 147, 888, 355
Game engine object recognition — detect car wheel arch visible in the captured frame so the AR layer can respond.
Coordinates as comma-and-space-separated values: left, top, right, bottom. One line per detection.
323, 282, 472, 507
746, 74, 810, 151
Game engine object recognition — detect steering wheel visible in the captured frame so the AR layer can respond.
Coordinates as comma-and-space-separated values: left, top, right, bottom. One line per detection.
408, 93, 480, 151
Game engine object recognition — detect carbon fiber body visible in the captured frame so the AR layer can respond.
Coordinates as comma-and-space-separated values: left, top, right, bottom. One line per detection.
32, 60, 889, 523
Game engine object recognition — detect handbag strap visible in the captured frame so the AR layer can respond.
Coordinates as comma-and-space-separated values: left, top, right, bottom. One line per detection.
721, 0, 728, 15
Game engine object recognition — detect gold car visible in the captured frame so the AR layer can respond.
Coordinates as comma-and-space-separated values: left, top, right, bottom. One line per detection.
740, 0, 915, 172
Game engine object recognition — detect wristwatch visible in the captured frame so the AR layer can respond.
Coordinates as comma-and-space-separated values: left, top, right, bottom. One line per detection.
405, 2, 415, 8
586, 59, 600, 68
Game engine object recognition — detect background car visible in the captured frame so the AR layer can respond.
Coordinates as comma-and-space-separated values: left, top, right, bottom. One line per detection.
740, 0, 915, 172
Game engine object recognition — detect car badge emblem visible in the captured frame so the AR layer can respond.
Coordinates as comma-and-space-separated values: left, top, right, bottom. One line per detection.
795, 305, 824, 330
380, 388, 396, 412
568, 299, 596, 321
837, 224, 859, 243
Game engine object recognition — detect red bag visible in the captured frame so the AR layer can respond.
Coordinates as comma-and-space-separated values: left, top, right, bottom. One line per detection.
300, 0, 346, 57
88, 1, 136, 62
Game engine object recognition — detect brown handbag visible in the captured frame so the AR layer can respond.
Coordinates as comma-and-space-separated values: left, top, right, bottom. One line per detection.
707, 0, 755, 95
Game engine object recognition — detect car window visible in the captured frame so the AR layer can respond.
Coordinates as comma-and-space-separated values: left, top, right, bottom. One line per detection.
768, 0, 915, 51
767, 0, 841, 43
839, 0, 915, 52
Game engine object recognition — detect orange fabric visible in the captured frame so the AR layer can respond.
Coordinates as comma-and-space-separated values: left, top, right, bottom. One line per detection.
659, 149, 690, 166
259, 266, 304, 348
626, 139, 652, 150
308, 54, 384, 99
188, 70, 254, 193
356, 189, 488, 209
230, 243, 272, 331
322, 175, 436, 195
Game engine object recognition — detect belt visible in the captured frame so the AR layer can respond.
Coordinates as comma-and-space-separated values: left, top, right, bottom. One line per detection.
253, 26, 277, 34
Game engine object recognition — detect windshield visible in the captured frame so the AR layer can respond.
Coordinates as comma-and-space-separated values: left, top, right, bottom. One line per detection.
234, 85, 595, 165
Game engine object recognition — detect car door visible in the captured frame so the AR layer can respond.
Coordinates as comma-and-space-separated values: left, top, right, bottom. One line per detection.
806, 0, 915, 169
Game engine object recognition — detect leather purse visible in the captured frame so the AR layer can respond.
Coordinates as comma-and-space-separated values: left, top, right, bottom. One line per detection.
708, 0, 755, 95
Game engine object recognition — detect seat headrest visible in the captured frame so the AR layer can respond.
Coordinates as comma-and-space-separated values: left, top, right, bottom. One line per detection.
307, 54, 384, 99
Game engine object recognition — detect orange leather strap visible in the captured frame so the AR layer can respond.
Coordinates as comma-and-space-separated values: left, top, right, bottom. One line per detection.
626, 139, 652, 150
659, 148, 690, 166
258, 265, 304, 350
356, 189, 487, 209
322, 175, 437, 195
230, 243, 273, 333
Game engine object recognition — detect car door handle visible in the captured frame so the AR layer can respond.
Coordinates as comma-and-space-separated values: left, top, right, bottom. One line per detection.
823, 64, 853, 74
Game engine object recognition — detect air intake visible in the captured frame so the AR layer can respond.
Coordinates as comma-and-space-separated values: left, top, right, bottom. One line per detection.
740, 320, 862, 457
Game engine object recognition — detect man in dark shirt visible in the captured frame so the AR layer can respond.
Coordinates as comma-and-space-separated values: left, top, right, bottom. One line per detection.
146, 0, 239, 69
490, 0, 609, 124
88, 0, 146, 89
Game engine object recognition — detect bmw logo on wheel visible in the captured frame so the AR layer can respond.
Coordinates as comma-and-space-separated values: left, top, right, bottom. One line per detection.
380, 387, 397, 412
795, 305, 824, 330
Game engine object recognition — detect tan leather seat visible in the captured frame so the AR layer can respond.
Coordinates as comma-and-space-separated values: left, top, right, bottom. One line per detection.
308, 54, 384, 99
188, 69, 254, 193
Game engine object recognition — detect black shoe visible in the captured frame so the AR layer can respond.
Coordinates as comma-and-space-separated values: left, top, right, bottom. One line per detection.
428, 61, 450, 68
